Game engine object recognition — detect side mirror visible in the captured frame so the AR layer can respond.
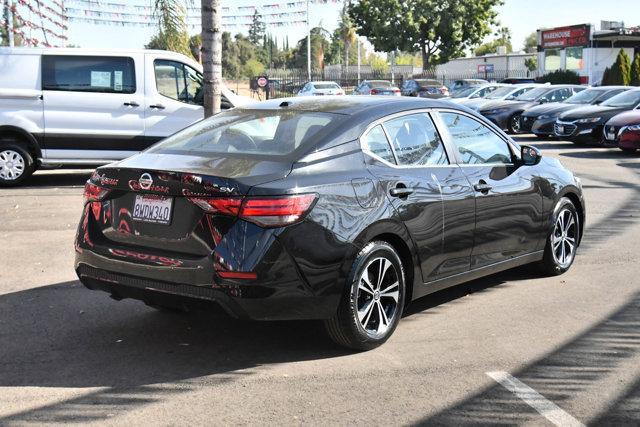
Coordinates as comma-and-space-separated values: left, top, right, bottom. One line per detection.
539, 98, 548, 104
521, 145, 542, 166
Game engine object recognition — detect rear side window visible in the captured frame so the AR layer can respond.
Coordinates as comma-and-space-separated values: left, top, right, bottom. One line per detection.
42, 55, 135, 93
147, 109, 342, 157
383, 113, 448, 166
362, 125, 396, 164
440, 112, 512, 165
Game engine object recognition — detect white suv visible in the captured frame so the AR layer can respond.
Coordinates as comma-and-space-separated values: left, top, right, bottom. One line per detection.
0, 47, 249, 186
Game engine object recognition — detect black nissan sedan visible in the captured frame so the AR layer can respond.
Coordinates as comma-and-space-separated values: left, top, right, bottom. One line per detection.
75, 97, 585, 350
520, 86, 629, 137
479, 85, 584, 134
555, 88, 640, 144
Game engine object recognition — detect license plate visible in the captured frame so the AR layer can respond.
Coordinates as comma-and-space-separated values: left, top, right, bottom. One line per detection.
607, 132, 616, 140
132, 195, 173, 225
557, 125, 564, 134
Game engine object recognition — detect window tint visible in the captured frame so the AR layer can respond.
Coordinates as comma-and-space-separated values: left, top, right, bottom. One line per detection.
362, 125, 396, 164
42, 55, 135, 93
383, 113, 448, 166
148, 110, 341, 156
155, 60, 204, 104
440, 112, 512, 165
544, 88, 573, 102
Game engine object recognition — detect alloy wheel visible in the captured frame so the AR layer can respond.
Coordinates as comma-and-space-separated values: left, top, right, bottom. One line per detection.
552, 208, 577, 268
356, 257, 400, 337
511, 115, 521, 133
0, 150, 25, 181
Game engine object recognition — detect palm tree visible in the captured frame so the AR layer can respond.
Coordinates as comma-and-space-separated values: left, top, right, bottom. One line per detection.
153, 0, 221, 116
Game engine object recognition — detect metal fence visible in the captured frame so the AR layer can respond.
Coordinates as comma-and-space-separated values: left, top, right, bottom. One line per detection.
252, 68, 540, 99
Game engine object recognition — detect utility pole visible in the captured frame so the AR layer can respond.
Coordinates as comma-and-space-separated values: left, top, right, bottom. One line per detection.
306, 0, 311, 81
357, 37, 361, 84
201, 0, 222, 117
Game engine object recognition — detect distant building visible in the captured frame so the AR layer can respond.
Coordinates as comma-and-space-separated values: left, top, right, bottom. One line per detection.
432, 53, 536, 80
536, 22, 640, 85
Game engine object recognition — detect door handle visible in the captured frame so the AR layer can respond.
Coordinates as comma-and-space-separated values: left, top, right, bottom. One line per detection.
123, 101, 139, 107
474, 181, 492, 193
389, 186, 414, 198
149, 104, 165, 110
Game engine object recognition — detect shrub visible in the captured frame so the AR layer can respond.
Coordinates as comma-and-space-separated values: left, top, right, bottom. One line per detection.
537, 69, 581, 84
609, 48, 632, 86
631, 53, 640, 86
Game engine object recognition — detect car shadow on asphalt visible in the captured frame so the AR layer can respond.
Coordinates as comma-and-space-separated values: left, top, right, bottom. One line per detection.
560, 149, 638, 160
411, 289, 640, 425
18, 170, 93, 188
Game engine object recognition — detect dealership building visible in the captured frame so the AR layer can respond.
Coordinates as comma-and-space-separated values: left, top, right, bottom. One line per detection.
536, 22, 640, 85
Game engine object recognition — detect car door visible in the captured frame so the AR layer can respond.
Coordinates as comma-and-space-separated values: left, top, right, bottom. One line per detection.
437, 110, 544, 269
361, 111, 476, 282
41, 54, 145, 161
144, 57, 210, 144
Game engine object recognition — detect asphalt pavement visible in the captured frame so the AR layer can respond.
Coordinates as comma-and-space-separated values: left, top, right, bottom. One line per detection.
1, 137, 639, 425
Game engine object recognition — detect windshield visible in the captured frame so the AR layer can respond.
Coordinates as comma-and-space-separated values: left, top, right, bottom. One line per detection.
416, 79, 440, 87
369, 80, 391, 87
601, 90, 640, 108
451, 87, 477, 98
486, 86, 517, 99
516, 87, 551, 101
148, 109, 342, 157
314, 83, 340, 90
565, 89, 605, 104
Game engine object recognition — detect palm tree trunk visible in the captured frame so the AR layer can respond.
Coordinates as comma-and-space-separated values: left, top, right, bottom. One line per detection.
201, 0, 222, 117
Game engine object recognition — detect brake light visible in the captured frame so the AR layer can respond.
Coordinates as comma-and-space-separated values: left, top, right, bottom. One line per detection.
83, 181, 110, 203
217, 271, 258, 280
371, 89, 379, 95
189, 194, 317, 227
393, 88, 400, 93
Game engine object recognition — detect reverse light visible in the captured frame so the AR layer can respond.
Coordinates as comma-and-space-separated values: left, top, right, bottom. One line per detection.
189, 194, 317, 228
83, 181, 110, 203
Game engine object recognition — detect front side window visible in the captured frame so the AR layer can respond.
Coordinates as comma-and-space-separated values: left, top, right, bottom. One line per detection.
440, 112, 512, 165
42, 55, 136, 93
148, 109, 342, 157
154, 60, 203, 105
362, 125, 396, 164
383, 113, 448, 166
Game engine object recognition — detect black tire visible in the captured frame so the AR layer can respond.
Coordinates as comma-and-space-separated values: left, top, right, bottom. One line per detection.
538, 197, 579, 276
0, 140, 35, 187
507, 113, 522, 134
620, 147, 637, 153
324, 241, 406, 351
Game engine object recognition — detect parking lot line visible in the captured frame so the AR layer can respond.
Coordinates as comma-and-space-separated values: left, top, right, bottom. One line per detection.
486, 371, 585, 427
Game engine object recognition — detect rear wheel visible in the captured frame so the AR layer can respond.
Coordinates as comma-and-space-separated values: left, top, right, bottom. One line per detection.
0, 141, 35, 187
324, 241, 405, 351
538, 197, 579, 276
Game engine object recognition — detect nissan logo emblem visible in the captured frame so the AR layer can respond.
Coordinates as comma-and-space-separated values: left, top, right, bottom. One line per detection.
139, 173, 153, 190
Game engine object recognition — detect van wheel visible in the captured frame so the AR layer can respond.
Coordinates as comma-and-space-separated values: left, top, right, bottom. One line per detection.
538, 197, 579, 276
324, 241, 405, 351
0, 142, 35, 187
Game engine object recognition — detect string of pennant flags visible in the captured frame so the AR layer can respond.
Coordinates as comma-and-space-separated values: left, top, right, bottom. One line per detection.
9, 0, 68, 47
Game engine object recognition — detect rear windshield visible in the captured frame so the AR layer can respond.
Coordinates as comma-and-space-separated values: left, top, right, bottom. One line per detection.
416, 79, 440, 87
148, 109, 341, 157
314, 83, 340, 89
369, 80, 391, 87
486, 86, 517, 99
451, 87, 477, 98
564, 89, 605, 104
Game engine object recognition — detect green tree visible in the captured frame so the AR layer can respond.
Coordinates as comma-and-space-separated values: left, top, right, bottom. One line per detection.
475, 25, 512, 56
601, 66, 611, 85
609, 48, 632, 86
243, 58, 265, 77
248, 11, 265, 46
349, 0, 501, 71
293, 27, 331, 71
523, 31, 537, 52
537, 69, 580, 84
147, 0, 191, 57
524, 56, 537, 72
631, 53, 640, 86
338, 1, 357, 72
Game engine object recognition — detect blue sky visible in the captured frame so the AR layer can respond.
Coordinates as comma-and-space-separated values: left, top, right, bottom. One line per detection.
66, 0, 640, 53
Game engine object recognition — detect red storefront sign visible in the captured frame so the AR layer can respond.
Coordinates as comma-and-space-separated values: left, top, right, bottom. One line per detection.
541, 25, 590, 49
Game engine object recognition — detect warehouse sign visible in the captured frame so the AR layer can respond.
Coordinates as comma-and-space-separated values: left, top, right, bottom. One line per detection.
541, 24, 590, 49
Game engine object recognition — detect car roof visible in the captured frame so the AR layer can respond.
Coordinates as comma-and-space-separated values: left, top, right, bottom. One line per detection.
309, 81, 340, 85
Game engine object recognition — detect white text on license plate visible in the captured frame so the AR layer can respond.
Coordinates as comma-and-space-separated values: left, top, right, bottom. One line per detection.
132, 195, 173, 225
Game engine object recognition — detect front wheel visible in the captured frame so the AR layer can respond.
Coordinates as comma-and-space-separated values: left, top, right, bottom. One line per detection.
508, 113, 521, 134
324, 241, 406, 351
620, 147, 637, 153
538, 197, 579, 276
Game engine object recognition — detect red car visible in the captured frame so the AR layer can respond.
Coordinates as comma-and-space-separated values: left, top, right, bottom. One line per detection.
604, 110, 640, 152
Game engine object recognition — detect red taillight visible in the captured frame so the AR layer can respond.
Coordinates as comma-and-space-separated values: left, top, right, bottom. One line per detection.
217, 271, 258, 280
83, 181, 110, 203
188, 197, 242, 215
371, 89, 379, 95
189, 194, 317, 228
393, 88, 400, 93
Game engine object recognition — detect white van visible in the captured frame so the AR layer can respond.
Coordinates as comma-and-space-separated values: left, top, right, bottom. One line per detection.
0, 47, 249, 185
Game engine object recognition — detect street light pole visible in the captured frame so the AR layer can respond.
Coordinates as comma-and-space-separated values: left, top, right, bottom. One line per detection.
357, 36, 361, 83
306, 0, 311, 81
